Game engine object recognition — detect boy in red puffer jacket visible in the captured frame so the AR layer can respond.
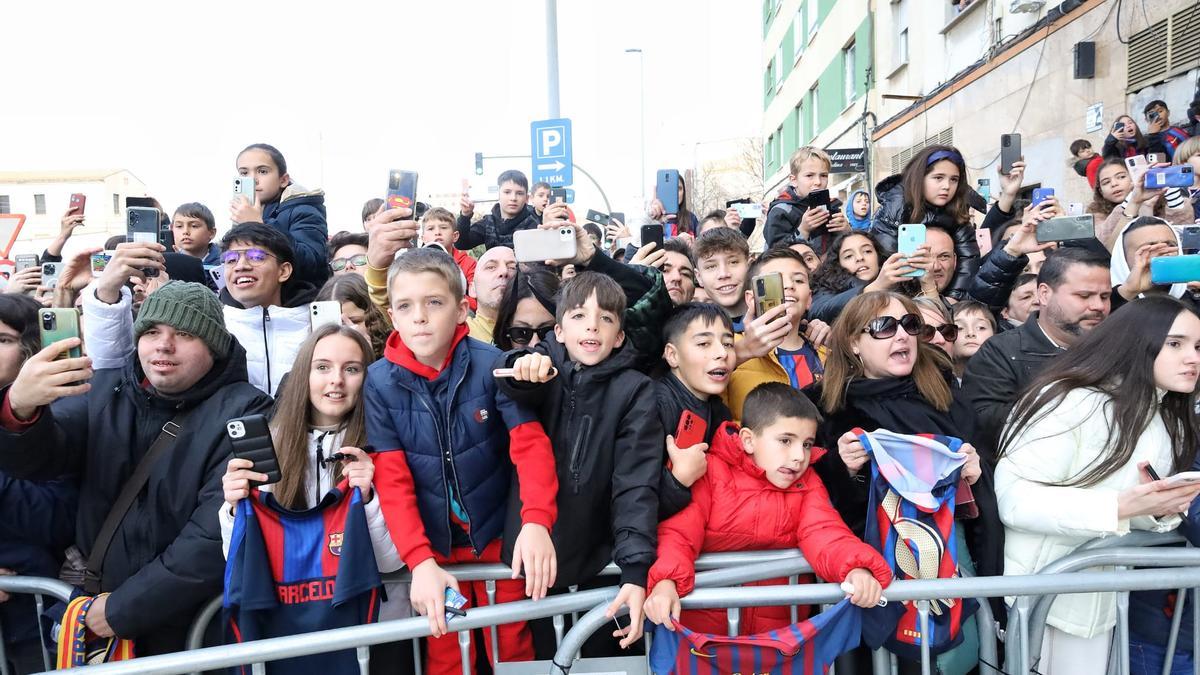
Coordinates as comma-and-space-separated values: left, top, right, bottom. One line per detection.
643, 382, 891, 636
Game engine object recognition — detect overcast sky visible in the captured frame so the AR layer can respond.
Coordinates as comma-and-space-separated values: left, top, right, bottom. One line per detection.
2, 1, 759, 232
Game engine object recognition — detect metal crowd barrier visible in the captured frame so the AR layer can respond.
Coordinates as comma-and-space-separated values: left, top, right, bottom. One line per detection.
0, 575, 75, 675
10, 535, 1200, 675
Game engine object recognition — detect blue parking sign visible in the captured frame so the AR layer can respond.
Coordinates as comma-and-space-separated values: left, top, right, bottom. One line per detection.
530, 118, 573, 187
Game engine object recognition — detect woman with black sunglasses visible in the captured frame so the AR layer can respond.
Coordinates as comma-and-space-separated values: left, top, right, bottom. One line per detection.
492, 266, 560, 352
804, 291, 1003, 673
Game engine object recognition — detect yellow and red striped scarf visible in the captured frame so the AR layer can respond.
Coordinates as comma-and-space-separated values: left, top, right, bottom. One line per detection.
56, 594, 135, 668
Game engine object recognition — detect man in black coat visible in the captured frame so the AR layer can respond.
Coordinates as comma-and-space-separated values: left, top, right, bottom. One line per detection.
961, 248, 1112, 460
0, 282, 272, 655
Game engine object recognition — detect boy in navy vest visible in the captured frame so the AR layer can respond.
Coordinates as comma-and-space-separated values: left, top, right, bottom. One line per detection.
364, 248, 558, 675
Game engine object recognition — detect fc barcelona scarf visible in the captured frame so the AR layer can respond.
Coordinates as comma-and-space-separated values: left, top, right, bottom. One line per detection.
648, 599, 863, 675
56, 594, 136, 668
856, 428, 978, 660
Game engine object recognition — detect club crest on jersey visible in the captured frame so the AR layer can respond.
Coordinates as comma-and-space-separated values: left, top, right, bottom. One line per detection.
474, 408, 489, 423
328, 532, 344, 556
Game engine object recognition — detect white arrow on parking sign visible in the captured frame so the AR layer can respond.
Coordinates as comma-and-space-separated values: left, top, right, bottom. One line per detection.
537, 160, 565, 172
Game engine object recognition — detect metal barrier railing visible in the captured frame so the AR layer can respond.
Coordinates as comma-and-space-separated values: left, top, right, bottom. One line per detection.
0, 576, 76, 675
41, 566, 1200, 675
46, 558, 812, 675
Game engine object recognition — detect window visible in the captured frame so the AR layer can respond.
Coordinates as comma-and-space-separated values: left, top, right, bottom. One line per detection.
807, 0, 819, 37
776, 126, 784, 165
0, 196, 9, 215
844, 41, 857, 105
893, 0, 910, 69
113, 193, 120, 215
792, 9, 804, 60
810, 85, 820, 139
34, 194, 46, 215
767, 134, 775, 172
775, 45, 784, 90
795, 103, 804, 145
766, 59, 775, 99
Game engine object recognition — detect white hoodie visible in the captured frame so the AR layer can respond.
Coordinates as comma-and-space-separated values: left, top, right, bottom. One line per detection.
1108, 218, 1187, 299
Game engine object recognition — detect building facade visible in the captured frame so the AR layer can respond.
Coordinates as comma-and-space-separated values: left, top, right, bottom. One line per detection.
763, 0, 1199, 213
762, 0, 874, 202
0, 169, 148, 253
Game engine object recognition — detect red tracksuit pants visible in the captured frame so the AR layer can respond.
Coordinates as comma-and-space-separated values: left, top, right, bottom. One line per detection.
425, 540, 533, 675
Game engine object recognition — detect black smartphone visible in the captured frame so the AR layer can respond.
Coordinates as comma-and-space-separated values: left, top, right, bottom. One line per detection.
226, 414, 282, 485
127, 206, 162, 277
803, 189, 831, 210
1001, 133, 1022, 174
550, 187, 568, 203
1036, 215, 1095, 244
1180, 226, 1200, 254
586, 209, 611, 226
387, 169, 419, 211
640, 224, 664, 251
610, 211, 626, 225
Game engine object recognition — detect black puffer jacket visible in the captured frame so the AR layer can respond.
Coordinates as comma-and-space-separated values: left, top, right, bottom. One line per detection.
0, 342, 272, 655
497, 335, 661, 588
654, 373, 732, 520
764, 186, 835, 255
966, 245, 1028, 311
870, 175, 981, 299
455, 203, 540, 250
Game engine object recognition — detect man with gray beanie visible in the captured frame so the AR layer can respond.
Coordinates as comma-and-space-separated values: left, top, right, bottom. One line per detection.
0, 281, 272, 655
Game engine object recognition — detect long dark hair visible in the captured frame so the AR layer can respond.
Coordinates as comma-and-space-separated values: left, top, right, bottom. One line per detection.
270, 325, 373, 510
811, 231, 887, 295
493, 265, 561, 351
1089, 158, 1165, 217
901, 145, 970, 225
999, 296, 1200, 486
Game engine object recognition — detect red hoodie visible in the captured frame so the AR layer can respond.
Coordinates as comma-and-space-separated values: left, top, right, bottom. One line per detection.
647, 422, 891, 635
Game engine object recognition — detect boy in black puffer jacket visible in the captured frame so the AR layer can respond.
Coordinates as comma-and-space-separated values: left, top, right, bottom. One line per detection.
870, 145, 985, 300
764, 147, 851, 255
456, 169, 545, 250
497, 272, 661, 657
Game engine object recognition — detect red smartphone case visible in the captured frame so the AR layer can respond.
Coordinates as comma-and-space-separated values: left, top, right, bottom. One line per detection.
675, 411, 707, 448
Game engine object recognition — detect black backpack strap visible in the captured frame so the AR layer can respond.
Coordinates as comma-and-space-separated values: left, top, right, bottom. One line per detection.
83, 410, 192, 594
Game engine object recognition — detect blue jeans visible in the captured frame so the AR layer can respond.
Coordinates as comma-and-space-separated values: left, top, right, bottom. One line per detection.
1129, 638, 1194, 675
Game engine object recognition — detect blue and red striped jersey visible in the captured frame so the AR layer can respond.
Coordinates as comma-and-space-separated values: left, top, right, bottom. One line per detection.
224, 485, 382, 675
648, 599, 862, 675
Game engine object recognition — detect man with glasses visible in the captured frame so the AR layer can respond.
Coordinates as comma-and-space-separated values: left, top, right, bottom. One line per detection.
961, 247, 1112, 460
80, 223, 317, 397
328, 231, 369, 277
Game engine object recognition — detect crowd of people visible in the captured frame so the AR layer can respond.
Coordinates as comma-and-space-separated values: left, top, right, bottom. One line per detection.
0, 90, 1199, 675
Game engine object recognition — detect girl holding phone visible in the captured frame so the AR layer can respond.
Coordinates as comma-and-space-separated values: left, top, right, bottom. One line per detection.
996, 296, 1200, 673
230, 143, 330, 287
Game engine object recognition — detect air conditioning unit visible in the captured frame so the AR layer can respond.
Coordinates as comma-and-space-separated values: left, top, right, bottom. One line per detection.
1010, 0, 1045, 12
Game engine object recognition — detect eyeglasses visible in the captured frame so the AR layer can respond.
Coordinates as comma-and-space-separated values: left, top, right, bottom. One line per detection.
221, 248, 276, 267
920, 323, 959, 343
330, 254, 369, 271
504, 324, 554, 346
861, 313, 925, 340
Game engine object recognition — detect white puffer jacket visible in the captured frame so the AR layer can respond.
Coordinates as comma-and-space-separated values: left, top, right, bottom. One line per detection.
996, 386, 1182, 638
222, 303, 310, 396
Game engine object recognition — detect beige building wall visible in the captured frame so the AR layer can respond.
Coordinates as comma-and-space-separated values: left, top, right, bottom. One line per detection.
871, 0, 1198, 210
0, 170, 147, 254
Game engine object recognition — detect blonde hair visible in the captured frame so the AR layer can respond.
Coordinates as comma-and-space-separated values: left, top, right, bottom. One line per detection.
788, 146, 832, 176
1176, 137, 1200, 165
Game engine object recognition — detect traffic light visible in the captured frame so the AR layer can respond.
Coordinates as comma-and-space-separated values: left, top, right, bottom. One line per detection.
474, 152, 484, 176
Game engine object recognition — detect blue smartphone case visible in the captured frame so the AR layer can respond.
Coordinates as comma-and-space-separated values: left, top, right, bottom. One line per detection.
656, 170, 680, 215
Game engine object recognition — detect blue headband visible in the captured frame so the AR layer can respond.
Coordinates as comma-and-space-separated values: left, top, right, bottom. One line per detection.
927, 150, 962, 166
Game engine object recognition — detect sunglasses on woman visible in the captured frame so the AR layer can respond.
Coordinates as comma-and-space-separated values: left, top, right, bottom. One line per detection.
861, 313, 925, 340
330, 254, 369, 272
920, 323, 959, 343
504, 324, 554, 346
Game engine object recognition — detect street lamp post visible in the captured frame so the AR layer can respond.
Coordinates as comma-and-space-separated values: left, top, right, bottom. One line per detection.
625, 48, 645, 205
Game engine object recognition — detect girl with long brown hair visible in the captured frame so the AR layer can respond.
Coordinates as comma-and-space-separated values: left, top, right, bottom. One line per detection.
871, 145, 982, 299
219, 324, 401, 567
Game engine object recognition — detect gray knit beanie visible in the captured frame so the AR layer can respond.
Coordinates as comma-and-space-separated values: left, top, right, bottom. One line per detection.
133, 281, 231, 357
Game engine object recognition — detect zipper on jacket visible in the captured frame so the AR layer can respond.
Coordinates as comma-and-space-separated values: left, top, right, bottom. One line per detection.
261, 310, 273, 396
568, 415, 592, 495
444, 363, 478, 554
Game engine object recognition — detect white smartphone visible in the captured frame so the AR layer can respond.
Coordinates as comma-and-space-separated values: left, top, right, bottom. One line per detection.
513, 227, 578, 263
41, 262, 62, 289
234, 176, 256, 203
309, 301, 341, 331
1125, 155, 1148, 171
1067, 202, 1085, 217
205, 265, 226, 291
733, 203, 764, 219
1147, 153, 1163, 165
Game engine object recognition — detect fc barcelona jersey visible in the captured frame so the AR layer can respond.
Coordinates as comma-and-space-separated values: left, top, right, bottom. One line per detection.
224, 485, 382, 675
648, 599, 862, 675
